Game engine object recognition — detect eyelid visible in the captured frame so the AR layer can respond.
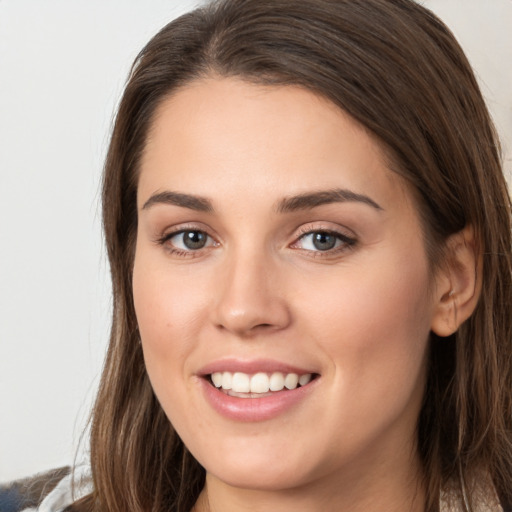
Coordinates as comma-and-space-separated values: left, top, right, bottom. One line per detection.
155, 221, 218, 241
153, 221, 356, 258
155, 223, 219, 256
290, 223, 357, 256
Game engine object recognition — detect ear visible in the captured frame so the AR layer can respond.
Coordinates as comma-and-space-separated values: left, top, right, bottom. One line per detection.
430, 225, 482, 337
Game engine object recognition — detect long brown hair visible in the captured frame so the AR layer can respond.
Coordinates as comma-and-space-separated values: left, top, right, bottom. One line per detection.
72, 1, 512, 510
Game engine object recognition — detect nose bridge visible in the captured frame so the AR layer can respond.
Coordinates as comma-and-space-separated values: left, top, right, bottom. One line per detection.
213, 241, 290, 336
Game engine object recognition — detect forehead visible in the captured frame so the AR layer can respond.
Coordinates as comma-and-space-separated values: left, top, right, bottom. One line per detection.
138, 77, 411, 212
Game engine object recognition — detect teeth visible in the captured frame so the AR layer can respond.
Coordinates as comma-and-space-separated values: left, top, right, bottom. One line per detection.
284, 373, 299, 390
221, 372, 232, 390
299, 373, 312, 386
250, 372, 269, 393
232, 372, 250, 393
210, 371, 313, 393
211, 372, 222, 387
269, 372, 284, 391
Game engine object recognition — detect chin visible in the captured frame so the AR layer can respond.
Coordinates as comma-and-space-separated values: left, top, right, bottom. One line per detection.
205, 460, 311, 492
191, 433, 329, 492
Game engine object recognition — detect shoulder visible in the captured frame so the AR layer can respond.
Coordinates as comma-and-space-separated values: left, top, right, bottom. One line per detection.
440, 475, 507, 512
0, 465, 92, 512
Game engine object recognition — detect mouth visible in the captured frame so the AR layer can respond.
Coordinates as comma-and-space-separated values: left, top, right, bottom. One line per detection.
199, 361, 320, 420
206, 371, 319, 398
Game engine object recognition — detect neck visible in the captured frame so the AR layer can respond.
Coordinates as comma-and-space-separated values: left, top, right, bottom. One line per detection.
192, 450, 426, 512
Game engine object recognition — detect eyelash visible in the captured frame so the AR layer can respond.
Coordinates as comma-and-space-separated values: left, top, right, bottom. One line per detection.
156, 227, 217, 258
292, 226, 357, 257
156, 225, 357, 259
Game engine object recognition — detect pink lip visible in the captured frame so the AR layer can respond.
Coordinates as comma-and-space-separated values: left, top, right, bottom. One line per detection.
198, 358, 315, 376
196, 359, 319, 422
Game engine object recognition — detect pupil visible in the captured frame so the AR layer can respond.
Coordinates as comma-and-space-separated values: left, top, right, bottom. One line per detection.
313, 232, 336, 251
183, 231, 206, 250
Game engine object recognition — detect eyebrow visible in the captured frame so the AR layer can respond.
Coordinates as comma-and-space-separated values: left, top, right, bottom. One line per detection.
276, 188, 383, 213
141, 187, 382, 214
142, 190, 214, 212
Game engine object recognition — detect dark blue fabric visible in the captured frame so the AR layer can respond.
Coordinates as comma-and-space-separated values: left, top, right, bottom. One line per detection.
0, 486, 26, 512
0, 466, 72, 511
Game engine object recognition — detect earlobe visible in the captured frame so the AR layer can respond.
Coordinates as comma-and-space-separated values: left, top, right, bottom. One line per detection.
430, 226, 482, 337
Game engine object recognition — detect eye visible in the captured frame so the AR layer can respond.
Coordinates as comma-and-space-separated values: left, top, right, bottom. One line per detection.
294, 230, 356, 253
161, 229, 215, 252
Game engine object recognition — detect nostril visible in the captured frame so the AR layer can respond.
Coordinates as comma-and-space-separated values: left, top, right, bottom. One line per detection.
212, 275, 292, 335
214, 319, 285, 336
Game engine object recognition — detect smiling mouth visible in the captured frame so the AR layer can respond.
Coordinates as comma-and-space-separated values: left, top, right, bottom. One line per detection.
207, 371, 318, 397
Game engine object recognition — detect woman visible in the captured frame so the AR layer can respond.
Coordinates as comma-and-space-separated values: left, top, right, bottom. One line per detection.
23, 0, 512, 510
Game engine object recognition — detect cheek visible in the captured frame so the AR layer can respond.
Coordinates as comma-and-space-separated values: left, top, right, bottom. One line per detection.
132, 247, 210, 400
132, 258, 211, 438
294, 248, 433, 412
134, 252, 204, 345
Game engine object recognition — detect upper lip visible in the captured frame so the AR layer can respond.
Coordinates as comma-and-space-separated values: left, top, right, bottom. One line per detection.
198, 358, 318, 377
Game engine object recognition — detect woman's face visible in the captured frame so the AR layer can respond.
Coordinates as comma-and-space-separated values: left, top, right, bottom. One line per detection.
133, 78, 440, 493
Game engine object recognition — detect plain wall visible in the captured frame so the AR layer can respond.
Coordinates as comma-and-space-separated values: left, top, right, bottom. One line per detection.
0, 0, 511, 482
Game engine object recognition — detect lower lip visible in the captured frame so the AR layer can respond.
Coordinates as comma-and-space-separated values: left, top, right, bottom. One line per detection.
199, 377, 317, 422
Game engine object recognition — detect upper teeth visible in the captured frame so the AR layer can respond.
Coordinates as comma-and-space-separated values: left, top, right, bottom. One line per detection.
211, 371, 312, 393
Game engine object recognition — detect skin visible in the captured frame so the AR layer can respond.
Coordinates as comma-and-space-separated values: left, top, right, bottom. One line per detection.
133, 77, 452, 511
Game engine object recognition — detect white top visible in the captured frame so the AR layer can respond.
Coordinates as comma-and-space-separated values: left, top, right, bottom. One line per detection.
20, 465, 92, 512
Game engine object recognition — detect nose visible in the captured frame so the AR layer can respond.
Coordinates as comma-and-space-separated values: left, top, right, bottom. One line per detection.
211, 249, 291, 337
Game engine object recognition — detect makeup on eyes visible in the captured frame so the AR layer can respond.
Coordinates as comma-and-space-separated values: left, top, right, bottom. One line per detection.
154, 222, 358, 260
142, 192, 384, 254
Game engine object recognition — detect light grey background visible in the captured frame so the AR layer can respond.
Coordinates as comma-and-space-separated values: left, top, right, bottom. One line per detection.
0, 0, 511, 482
